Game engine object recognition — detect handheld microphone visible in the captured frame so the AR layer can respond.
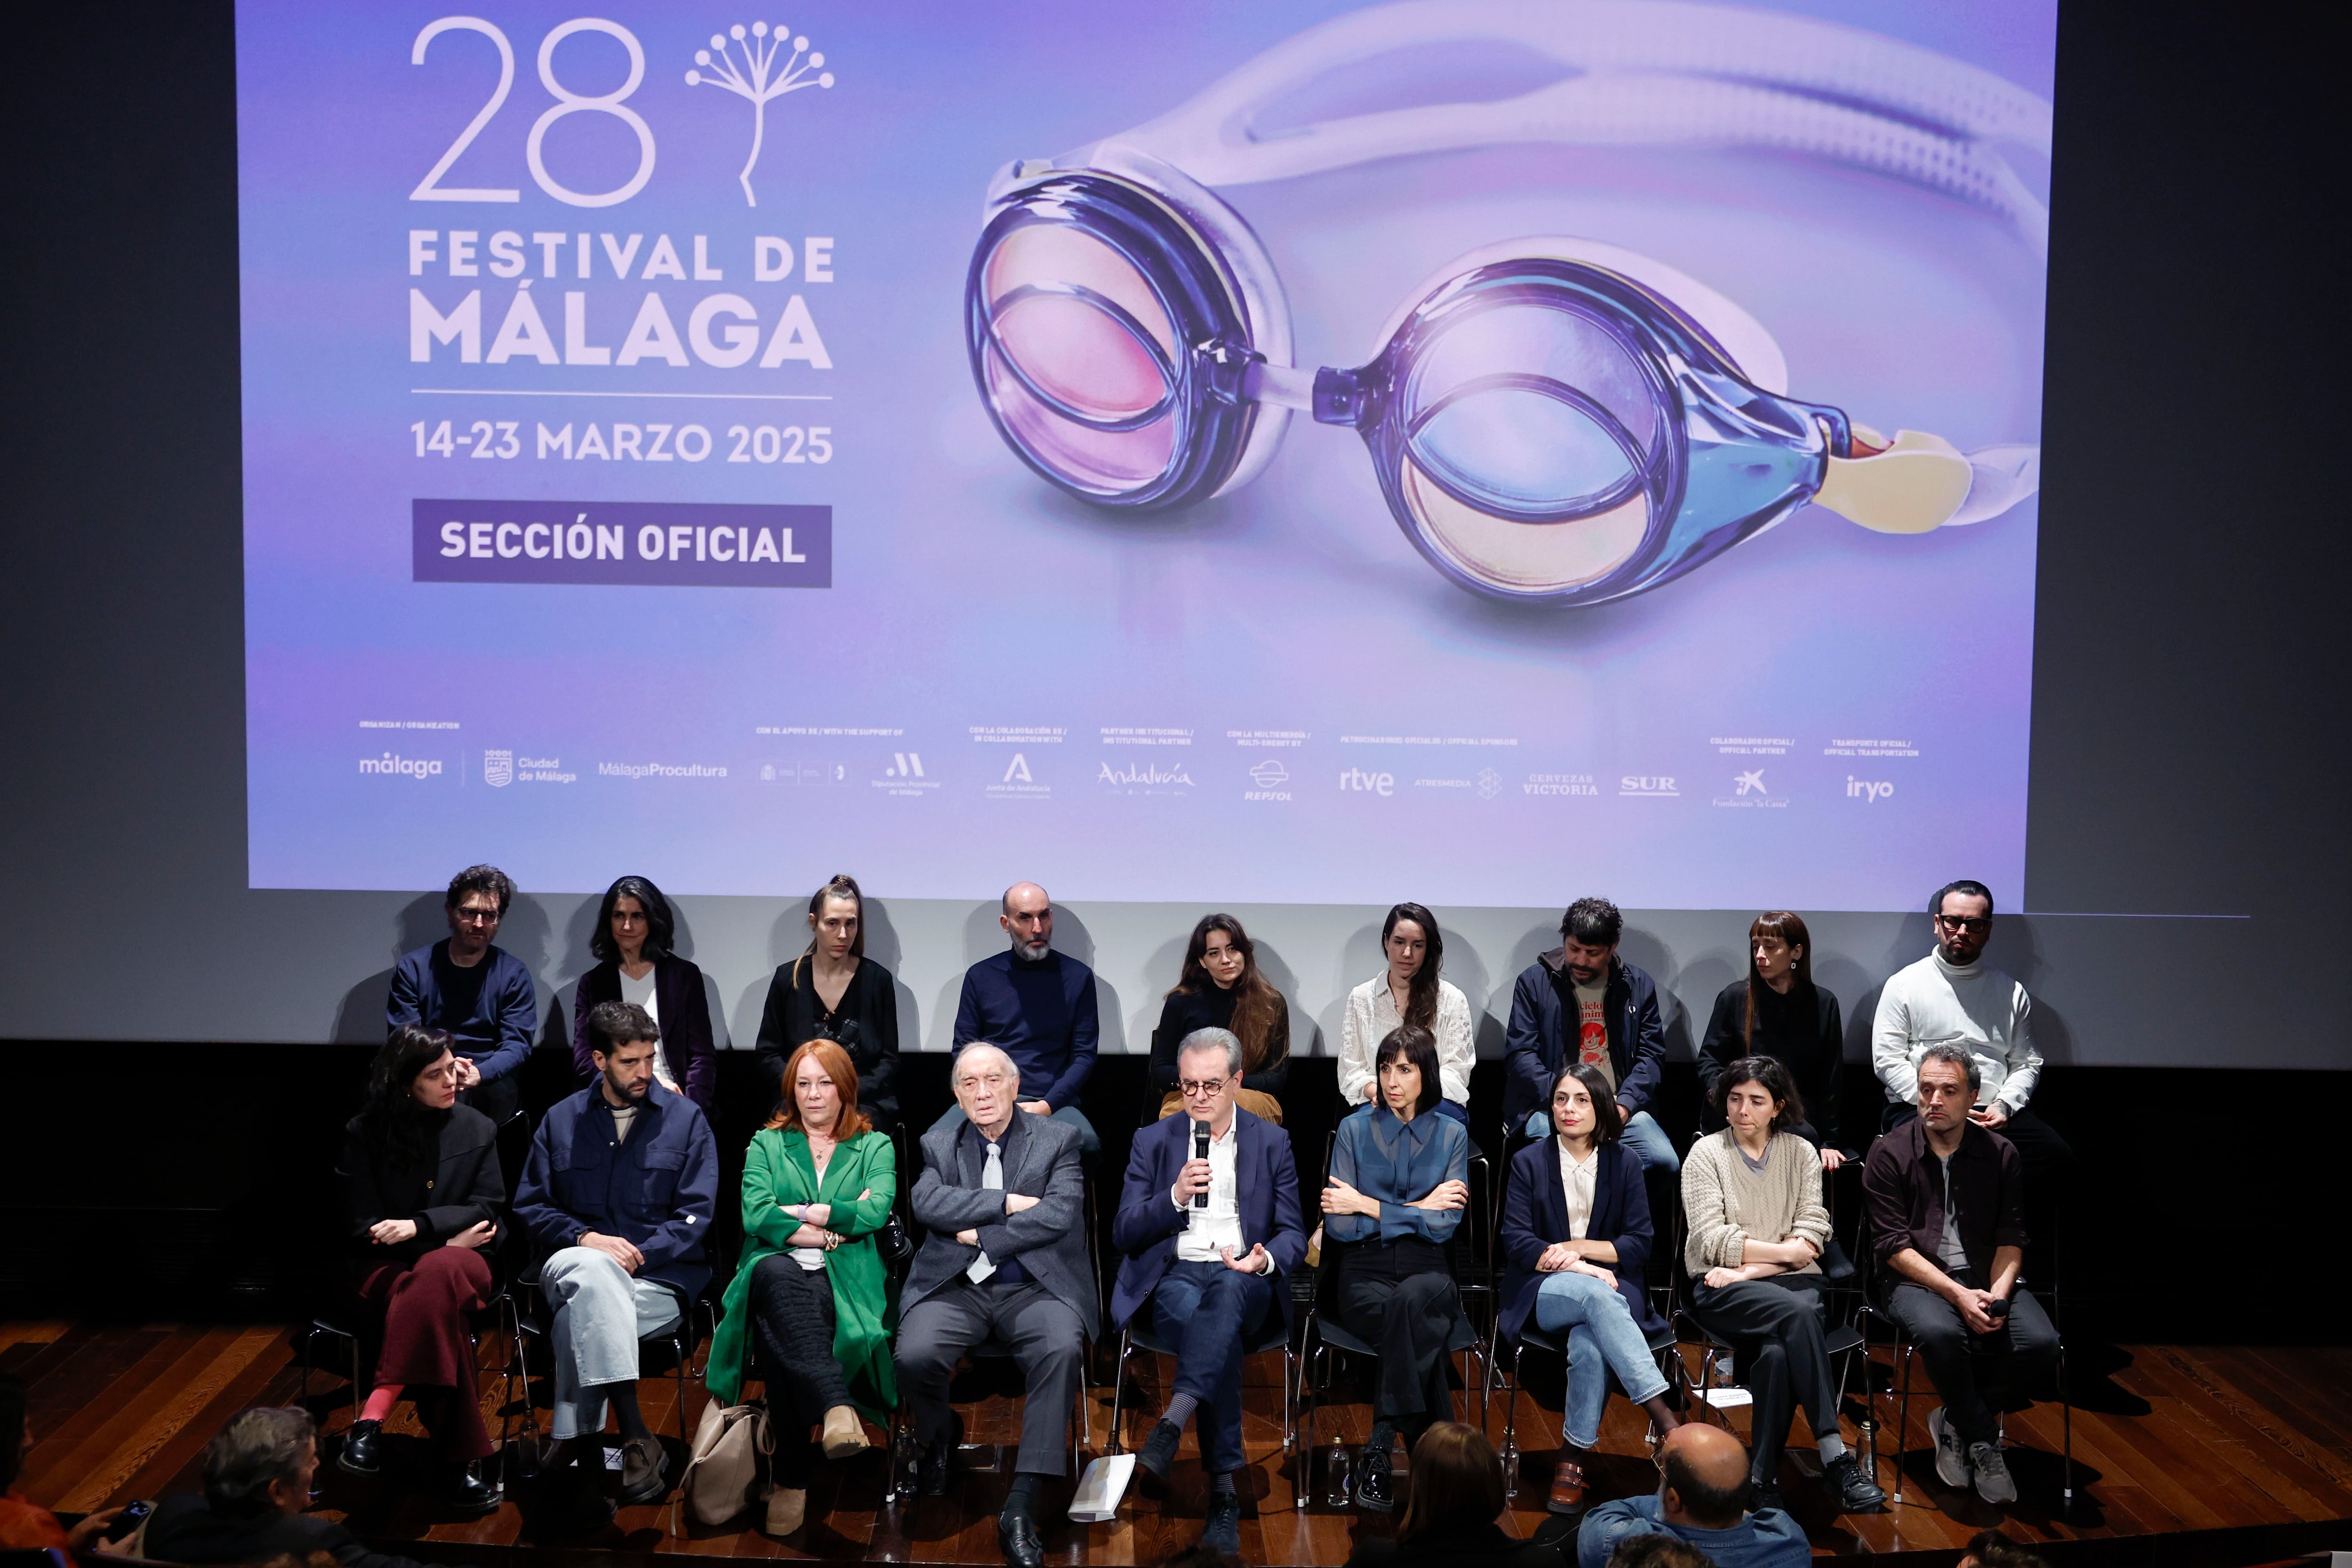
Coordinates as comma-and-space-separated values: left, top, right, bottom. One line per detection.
1193, 1123, 1211, 1208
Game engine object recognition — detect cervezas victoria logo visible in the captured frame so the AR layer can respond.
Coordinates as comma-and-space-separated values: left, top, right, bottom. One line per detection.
686, 21, 835, 207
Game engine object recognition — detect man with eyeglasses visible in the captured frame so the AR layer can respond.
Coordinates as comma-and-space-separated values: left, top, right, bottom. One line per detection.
949, 882, 1101, 1151
1869, 881, 2071, 1195
1108, 1028, 1307, 1553
387, 863, 538, 1126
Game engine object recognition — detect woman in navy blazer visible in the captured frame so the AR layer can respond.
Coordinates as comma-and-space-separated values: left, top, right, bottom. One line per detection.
1500, 1063, 1682, 1512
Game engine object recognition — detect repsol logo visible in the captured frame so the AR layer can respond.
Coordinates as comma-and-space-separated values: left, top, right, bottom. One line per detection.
359, 752, 443, 780
1339, 768, 1394, 796
1846, 776, 1895, 802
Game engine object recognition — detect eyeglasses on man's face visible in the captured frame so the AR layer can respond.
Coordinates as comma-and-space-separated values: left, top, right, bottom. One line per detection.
1935, 914, 1990, 934
454, 904, 501, 925
1179, 1077, 1228, 1100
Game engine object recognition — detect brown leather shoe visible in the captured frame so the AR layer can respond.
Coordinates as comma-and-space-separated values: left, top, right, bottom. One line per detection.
617, 1434, 668, 1505
1547, 1455, 1589, 1516
764, 1485, 807, 1537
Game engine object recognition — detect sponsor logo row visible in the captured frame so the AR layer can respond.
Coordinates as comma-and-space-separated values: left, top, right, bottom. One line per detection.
358, 749, 1899, 806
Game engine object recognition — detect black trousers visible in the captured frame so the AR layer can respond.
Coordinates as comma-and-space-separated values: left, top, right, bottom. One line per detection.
1883, 1267, 2060, 1449
750, 1255, 850, 1484
1335, 1246, 1462, 1435
1688, 1273, 1835, 1486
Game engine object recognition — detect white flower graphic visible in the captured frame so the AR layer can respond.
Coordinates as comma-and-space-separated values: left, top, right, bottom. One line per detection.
686, 21, 834, 207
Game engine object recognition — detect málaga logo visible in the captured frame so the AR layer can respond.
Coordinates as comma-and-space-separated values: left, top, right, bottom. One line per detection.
483, 749, 514, 788
686, 21, 835, 206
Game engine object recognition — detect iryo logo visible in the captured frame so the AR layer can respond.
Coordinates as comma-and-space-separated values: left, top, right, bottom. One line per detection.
1339, 768, 1394, 797
1846, 776, 1895, 803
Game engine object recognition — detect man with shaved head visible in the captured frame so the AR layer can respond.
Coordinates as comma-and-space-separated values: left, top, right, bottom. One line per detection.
1578, 1424, 1809, 1568
950, 881, 1102, 1149
898, 1042, 1097, 1568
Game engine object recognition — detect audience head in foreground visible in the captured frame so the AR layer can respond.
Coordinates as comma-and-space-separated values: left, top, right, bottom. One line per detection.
1577, 1425, 1810, 1568
143, 1406, 438, 1568
1957, 1528, 2050, 1568
0, 1370, 132, 1552
1343, 1423, 1557, 1568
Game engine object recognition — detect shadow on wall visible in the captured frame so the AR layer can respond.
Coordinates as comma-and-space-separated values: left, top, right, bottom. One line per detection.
330, 891, 550, 1045
726, 895, 923, 1069
932, 899, 1123, 1056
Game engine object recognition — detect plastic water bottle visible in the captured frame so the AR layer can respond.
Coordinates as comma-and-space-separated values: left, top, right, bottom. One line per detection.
1325, 1444, 1352, 1507
1500, 1447, 1519, 1498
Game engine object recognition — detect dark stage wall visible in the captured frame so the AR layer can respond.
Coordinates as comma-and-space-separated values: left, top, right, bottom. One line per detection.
0, 1044, 2327, 1348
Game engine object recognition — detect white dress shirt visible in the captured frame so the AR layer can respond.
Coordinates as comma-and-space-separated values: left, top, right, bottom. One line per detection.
1340, 975, 1475, 1108
1171, 1117, 1248, 1263
1557, 1136, 1599, 1241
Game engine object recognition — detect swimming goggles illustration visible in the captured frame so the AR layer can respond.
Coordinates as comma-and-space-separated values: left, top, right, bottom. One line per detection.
963, 0, 2050, 607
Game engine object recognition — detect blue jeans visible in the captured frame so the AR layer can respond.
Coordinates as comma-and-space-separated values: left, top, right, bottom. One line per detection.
1534, 1270, 1668, 1449
930, 1101, 1100, 1153
1148, 1258, 1276, 1473
1523, 1109, 1679, 1174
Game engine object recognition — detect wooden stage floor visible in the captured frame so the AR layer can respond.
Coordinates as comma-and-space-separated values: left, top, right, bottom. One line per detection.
7, 1320, 2351, 1566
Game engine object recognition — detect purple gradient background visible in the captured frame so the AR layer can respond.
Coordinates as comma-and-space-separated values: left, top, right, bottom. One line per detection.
237, 0, 2054, 907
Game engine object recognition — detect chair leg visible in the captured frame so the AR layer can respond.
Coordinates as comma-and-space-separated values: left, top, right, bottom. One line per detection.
1106, 1330, 1131, 1456
1895, 1341, 1913, 1505
1281, 1344, 1295, 1457
2059, 1339, 2074, 1514
299, 1328, 314, 1411
1498, 1346, 1523, 1499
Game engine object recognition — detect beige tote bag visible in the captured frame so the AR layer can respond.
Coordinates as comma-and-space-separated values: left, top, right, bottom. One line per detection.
681, 1397, 773, 1526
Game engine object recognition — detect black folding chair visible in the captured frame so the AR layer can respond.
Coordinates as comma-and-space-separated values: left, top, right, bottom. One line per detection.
1105, 1304, 1296, 1460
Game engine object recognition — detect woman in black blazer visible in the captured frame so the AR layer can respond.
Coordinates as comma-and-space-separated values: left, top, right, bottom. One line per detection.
755, 874, 900, 1130
334, 1025, 505, 1513
1695, 911, 1845, 1167
569, 874, 717, 1110
1499, 1063, 1681, 1513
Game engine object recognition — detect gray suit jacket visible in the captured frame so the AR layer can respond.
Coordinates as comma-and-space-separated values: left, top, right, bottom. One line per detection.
907, 1109, 1098, 1337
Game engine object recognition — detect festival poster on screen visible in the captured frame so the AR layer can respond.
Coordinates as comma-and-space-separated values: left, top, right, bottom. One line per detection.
237, 0, 2056, 909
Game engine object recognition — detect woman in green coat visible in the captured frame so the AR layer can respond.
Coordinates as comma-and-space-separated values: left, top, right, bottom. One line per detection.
706, 1038, 898, 1536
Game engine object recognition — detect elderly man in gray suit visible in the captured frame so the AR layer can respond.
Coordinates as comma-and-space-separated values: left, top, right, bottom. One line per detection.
900, 1041, 1097, 1568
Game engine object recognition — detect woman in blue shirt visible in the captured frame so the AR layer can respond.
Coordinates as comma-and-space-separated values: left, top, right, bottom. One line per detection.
1321, 1023, 1472, 1512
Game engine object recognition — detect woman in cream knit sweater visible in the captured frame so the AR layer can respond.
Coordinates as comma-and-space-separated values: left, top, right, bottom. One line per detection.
1681, 1056, 1885, 1514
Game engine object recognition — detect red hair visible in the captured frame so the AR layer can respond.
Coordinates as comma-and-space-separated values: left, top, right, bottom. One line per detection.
766, 1039, 872, 1138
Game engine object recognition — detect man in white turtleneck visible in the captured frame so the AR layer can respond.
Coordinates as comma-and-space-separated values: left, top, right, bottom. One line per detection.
1870, 881, 2071, 1192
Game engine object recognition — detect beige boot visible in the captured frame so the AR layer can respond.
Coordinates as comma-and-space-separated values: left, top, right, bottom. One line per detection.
764, 1485, 807, 1537
821, 1405, 871, 1459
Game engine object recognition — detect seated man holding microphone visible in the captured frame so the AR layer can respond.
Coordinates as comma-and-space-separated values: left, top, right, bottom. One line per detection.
1110, 1026, 1308, 1552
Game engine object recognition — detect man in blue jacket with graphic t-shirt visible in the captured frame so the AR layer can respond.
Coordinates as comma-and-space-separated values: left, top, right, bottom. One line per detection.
1504, 895, 1676, 1173
949, 881, 1100, 1150
387, 863, 537, 1126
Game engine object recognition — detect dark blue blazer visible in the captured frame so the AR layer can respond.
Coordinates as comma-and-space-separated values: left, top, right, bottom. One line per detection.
1109, 1108, 1307, 1331
514, 1081, 718, 1299
1498, 1135, 1663, 1344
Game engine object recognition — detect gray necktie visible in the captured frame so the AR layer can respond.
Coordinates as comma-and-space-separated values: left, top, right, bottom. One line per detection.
966, 1140, 1002, 1283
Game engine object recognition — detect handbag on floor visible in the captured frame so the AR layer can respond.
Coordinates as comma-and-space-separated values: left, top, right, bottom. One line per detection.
681, 1397, 772, 1526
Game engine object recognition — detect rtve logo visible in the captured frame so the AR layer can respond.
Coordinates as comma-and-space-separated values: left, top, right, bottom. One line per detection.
1339, 767, 1394, 797
1847, 776, 1895, 802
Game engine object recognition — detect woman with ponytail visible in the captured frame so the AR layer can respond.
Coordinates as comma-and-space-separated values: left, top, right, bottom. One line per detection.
755, 875, 901, 1130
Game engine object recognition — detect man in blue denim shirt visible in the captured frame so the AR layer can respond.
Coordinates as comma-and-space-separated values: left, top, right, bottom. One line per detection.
515, 1002, 717, 1505
1579, 1425, 1809, 1568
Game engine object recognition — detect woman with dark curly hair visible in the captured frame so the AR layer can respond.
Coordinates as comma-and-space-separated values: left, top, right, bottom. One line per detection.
333, 1025, 505, 1513
570, 874, 718, 1109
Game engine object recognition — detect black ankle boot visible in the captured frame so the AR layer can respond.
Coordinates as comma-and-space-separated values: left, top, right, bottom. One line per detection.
338, 1419, 383, 1475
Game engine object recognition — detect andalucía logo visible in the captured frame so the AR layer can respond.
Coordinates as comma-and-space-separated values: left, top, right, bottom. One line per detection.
483, 749, 514, 788
1098, 760, 1193, 792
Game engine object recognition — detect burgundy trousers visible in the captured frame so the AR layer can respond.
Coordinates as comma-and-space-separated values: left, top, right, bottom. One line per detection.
356, 1246, 495, 1461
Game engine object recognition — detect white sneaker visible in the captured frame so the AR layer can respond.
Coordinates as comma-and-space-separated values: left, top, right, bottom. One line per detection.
1929, 1407, 1972, 1489
1970, 1441, 2018, 1505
